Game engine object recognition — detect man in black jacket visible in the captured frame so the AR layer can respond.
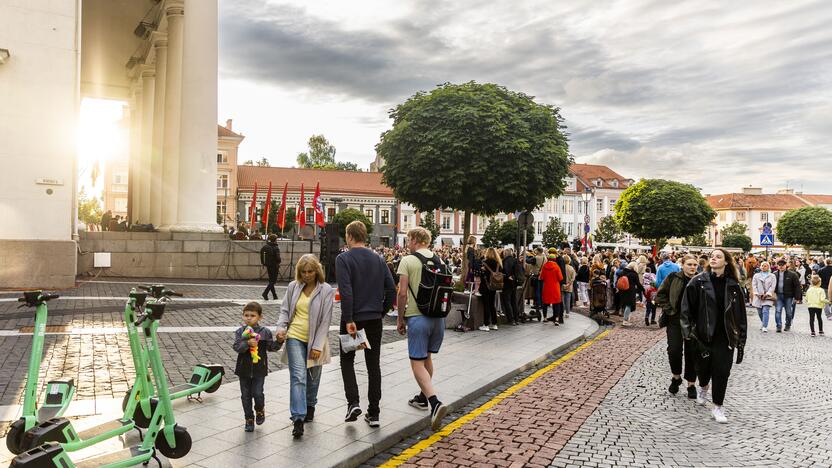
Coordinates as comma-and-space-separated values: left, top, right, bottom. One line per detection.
817, 258, 832, 291
774, 259, 802, 332
260, 234, 281, 300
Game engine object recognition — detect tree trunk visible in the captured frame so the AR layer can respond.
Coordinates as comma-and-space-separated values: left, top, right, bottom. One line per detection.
462, 211, 472, 283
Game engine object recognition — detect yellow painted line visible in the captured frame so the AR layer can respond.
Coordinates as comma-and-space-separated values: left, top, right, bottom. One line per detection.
381, 329, 612, 467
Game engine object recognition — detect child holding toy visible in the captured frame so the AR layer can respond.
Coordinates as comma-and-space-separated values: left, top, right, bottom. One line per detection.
232, 301, 281, 432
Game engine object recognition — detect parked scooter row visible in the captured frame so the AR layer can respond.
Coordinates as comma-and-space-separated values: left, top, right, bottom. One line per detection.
7, 286, 225, 468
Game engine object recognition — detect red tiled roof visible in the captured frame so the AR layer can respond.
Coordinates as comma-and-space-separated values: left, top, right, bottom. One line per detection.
218, 125, 243, 139
569, 163, 630, 190
797, 194, 832, 206
706, 193, 809, 211
237, 166, 393, 197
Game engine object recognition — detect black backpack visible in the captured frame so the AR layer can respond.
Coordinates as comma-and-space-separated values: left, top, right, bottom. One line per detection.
407, 252, 455, 318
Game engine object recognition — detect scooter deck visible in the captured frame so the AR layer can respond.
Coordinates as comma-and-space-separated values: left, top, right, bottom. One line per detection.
75, 418, 133, 441
74, 445, 152, 468
38, 379, 75, 420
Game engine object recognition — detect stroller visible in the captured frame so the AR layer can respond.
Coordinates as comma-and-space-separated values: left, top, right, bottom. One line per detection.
590, 277, 612, 325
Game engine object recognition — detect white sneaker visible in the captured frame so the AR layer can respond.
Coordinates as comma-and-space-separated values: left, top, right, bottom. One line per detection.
387, 311, 398, 317
696, 387, 708, 406
762, 327, 768, 333
489, 324, 498, 330
712, 406, 727, 423
478, 325, 490, 332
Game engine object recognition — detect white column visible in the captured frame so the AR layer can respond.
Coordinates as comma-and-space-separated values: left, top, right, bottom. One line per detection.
159, 0, 185, 230
172, 0, 221, 231
129, 90, 142, 223
139, 68, 155, 224
149, 32, 167, 227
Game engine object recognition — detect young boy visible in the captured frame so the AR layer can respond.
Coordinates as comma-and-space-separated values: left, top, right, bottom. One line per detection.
232, 302, 281, 432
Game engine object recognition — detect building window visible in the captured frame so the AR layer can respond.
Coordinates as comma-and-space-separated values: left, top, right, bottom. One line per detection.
441, 213, 452, 231
402, 213, 415, 231
736, 211, 746, 221
611, 180, 618, 188
760, 212, 768, 222
595, 179, 603, 187
536, 221, 543, 235
113, 172, 127, 185
306, 207, 314, 223
719, 212, 726, 221
596, 199, 604, 212
563, 222, 573, 236
217, 151, 228, 163
561, 199, 574, 214
327, 207, 336, 222
365, 209, 375, 223
217, 174, 229, 189
381, 209, 390, 224
609, 199, 616, 212
773, 212, 782, 221
216, 200, 227, 224
114, 198, 128, 213
477, 215, 488, 232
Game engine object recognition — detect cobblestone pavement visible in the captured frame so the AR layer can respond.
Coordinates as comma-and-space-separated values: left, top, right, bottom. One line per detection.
374, 304, 832, 468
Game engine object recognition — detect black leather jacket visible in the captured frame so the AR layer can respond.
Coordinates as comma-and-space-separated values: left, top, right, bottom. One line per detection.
680, 272, 747, 350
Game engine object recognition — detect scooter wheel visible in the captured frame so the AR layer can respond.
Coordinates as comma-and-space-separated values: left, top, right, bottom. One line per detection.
5, 418, 25, 455
121, 387, 132, 411
155, 425, 191, 459
133, 398, 158, 429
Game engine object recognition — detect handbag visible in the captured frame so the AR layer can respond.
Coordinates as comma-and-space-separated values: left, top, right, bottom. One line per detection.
658, 311, 669, 328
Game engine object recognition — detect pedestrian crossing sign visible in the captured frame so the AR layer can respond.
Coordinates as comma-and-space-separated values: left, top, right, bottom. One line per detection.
760, 234, 774, 246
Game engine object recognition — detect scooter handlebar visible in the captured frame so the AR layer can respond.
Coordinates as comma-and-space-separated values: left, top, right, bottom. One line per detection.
165, 290, 183, 297
42, 293, 60, 301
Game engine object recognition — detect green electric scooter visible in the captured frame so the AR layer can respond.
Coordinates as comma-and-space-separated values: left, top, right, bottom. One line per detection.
5, 291, 76, 455
18, 286, 223, 453
12, 295, 194, 467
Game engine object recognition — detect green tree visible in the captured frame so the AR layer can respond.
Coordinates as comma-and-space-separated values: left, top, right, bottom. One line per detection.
593, 215, 623, 243
776, 206, 832, 253
480, 219, 501, 248
266, 201, 296, 235
498, 219, 535, 247
77, 188, 103, 228
378, 81, 571, 273
335, 161, 360, 171
683, 231, 708, 246
243, 160, 254, 166
255, 157, 271, 167
419, 211, 440, 247
542, 218, 567, 249
722, 234, 753, 252
297, 134, 337, 168
331, 208, 374, 240
720, 221, 748, 239
614, 179, 716, 250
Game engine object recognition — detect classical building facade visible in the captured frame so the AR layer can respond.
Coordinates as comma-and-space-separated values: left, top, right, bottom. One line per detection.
706, 187, 832, 248
236, 166, 399, 245
216, 120, 244, 227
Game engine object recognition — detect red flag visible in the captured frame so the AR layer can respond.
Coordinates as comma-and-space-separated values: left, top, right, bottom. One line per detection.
296, 183, 306, 230
277, 182, 288, 231
313, 182, 325, 228
262, 182, 273, 233
249, 182, 258, 230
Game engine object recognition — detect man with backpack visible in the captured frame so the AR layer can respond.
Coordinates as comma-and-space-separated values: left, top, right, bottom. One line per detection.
397, 227, 452, 431
336, 221, 396, 427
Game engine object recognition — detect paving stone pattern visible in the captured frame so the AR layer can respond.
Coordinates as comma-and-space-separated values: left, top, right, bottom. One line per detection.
387, 308, 664, 468
548, 305, 832, 468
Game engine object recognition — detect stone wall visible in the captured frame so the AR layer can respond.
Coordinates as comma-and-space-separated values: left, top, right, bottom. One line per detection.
77, 232, 319, 281
0, 240, 77, 289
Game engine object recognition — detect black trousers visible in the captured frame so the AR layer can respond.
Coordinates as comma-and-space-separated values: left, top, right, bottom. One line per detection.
808, 307, 824, 333
340, 318, 383, 417
481, 289, 498, 326
696, 332, 733, 406
666, 314, 697, 382
501, 282, 518, 322
263, 265, 279, 299
239, 374, 265, 420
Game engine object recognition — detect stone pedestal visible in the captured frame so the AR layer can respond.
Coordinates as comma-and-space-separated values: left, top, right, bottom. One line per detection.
0, 240, 77, 288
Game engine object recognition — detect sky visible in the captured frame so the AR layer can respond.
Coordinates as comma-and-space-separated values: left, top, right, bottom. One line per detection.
217, 0, 832, 195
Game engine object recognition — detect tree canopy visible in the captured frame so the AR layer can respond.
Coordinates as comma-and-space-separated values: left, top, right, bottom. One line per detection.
776, 207, 832, 251
266, 202, 295, 235
255, 157, 271, 167
331, 208, 374, 240
296, 134, 360, 171
593, 215, 623, 243
683, 231, 708, 246
614, 179, 715, 248
722, 234, 752, 252
77, 188, 103, 227
419, 211, 440, 247
720, 221, 748, 238
498, 219, 535, 247
542, 218, 567, 248
480, 219, 501, 248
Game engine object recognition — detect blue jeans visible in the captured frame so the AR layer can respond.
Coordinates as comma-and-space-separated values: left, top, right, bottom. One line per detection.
239, 374, 265, 420
758, 305, 770, 328
534, 277, 543, 309
562, 292, 572, 316
286, 338, 323, 422
623, 304, 633, 322
775, 294, 794, 329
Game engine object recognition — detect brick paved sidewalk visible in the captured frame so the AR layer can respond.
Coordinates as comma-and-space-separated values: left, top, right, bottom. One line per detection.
387, 308, 663, 468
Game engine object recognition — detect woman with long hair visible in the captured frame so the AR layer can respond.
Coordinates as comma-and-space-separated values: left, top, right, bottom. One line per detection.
479, 247, 503, 331
681, 248, 748, 424
465, 235, 479, 291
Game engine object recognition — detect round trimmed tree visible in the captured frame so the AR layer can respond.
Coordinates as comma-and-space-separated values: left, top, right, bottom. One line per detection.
331, 208, 373, 240
378, 81, 571, 271
722, 234, 752, 252
776, 206, 832, 253
614, 179, 716, 250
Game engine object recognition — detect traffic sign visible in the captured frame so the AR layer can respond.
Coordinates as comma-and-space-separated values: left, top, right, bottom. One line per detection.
760, 234, 774, 246
517, 211, 534, 228
584, 214, 590, 224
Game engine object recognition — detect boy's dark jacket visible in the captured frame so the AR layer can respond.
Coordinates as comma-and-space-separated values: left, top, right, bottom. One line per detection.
232, 324, 281, 377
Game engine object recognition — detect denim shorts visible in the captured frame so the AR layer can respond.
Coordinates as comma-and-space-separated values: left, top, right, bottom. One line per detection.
406, 315, 445, 360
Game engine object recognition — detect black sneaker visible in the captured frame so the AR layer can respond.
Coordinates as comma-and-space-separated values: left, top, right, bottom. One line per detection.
344, 404, 362, 422
244, 419, 254, 432
668, 377, 682, 395
430, 401, 448, 431
364, 414, 380, 428
687, 385, 697, 399
292, 419, 304, 438
784, 325, 790, 331
408, 394, 428, 411
304, 406, 315, 422
255, 410, 265, 425
776, 327, 782, 333
262, 293, 269, 301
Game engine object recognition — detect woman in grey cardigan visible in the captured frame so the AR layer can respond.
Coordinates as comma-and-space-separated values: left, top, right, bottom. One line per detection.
277, 254, 335, 438
752, 261, 776, 333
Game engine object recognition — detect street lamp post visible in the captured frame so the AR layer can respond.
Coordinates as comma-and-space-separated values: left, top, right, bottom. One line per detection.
581, 187, 594, 253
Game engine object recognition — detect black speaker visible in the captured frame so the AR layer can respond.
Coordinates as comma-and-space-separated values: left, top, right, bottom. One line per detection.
321, 223, 341, 283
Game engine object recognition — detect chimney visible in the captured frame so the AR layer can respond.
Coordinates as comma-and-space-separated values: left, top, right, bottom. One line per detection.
741, 187, 762, 195
225, 119, 232, 130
